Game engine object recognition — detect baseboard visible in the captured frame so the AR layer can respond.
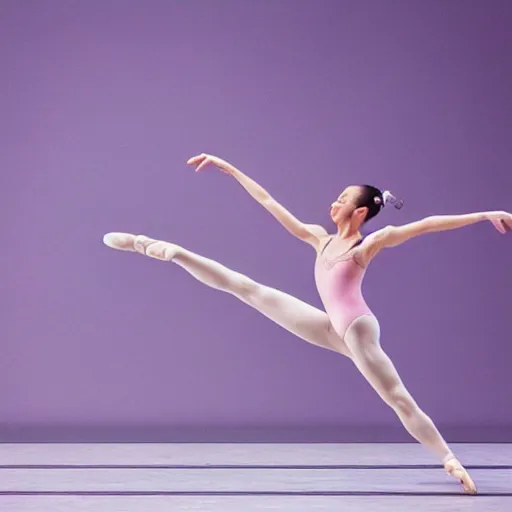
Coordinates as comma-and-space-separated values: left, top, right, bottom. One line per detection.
0, 425, 510, 443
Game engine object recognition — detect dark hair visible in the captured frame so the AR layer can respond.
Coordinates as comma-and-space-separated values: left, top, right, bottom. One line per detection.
357, 185, 403, 223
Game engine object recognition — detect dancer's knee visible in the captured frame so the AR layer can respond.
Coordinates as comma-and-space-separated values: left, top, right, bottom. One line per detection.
236, 280, 282, 312
239, 279, 266, 304
386, 386, 417, 417
225, 272, 260, 300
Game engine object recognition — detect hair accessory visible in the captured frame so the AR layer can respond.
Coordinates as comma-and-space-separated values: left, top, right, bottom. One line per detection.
382, 190, 404, 210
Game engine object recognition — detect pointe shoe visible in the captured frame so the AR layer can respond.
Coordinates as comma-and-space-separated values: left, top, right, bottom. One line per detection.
444, 458, 477, 495
103, 232, 137, 251
145, 240, 179, 261
103, 232, 157, 255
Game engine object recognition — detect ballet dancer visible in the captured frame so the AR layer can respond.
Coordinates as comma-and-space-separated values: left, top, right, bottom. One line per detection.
103, 153, 511, 494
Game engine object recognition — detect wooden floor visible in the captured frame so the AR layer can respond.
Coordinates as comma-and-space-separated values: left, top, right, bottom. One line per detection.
0, 443, 510, 511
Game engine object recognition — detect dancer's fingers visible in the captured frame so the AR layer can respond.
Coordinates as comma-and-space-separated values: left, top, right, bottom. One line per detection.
187, 154, 207, 165
195, 156, 212, 172
492, 219, 507, 234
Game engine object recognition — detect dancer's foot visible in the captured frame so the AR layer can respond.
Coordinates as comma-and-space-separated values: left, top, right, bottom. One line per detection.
103, 232, 179, 261
103, 232, 142, 252
444, 458, 477, 495
144, 240, 179, 261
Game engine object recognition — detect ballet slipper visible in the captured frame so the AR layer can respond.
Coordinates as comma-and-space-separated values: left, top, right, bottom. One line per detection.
103, 232, 156, 253
444, 458, 477, 495
133, 235, 159, 255
102, 232, 159, 255
103, 232, 140, 251
144, 240, 179, 261
103, 232, 178, 261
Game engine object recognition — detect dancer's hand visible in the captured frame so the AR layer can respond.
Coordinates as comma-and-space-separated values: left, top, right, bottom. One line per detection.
187, 154, 237, 175
485, 211, 512, 234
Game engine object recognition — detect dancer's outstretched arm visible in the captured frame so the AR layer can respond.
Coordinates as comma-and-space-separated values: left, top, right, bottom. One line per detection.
187, 153, 327, 249
359, 210, 511, 263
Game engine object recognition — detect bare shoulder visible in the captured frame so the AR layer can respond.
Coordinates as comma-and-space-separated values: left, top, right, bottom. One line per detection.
303, 224, 330, 253
364, 225, 395, 245
355, 226, 395, 266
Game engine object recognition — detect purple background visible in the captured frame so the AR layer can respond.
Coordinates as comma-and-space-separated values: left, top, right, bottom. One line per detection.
2, 0, 511, 443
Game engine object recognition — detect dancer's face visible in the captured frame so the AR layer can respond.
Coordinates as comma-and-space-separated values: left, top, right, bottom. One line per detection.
330, 186, 368, 225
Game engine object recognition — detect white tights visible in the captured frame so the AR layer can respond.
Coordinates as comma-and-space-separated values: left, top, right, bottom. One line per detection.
171, 245, 454, 463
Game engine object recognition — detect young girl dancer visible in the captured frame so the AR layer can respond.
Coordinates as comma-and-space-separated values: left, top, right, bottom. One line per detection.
103, 153, 511, 494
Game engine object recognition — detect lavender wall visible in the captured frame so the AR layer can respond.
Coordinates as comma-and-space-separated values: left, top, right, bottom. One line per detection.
2, 0, 511, 442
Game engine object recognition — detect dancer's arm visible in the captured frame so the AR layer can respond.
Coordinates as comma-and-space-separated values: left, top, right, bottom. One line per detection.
359, 211, 511, 263
231, 168, 328, 246
381, 212, 487, 247
187, 154, 327, 248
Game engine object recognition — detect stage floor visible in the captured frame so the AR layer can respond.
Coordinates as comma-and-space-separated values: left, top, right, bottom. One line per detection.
0, 443, 510, 511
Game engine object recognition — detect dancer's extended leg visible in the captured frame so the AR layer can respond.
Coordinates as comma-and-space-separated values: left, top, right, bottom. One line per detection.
343, 315, 477, 494
103, 232, 350, 356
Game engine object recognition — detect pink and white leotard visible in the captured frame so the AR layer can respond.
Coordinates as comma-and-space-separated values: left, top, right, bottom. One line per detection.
314, 236, 374, 340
